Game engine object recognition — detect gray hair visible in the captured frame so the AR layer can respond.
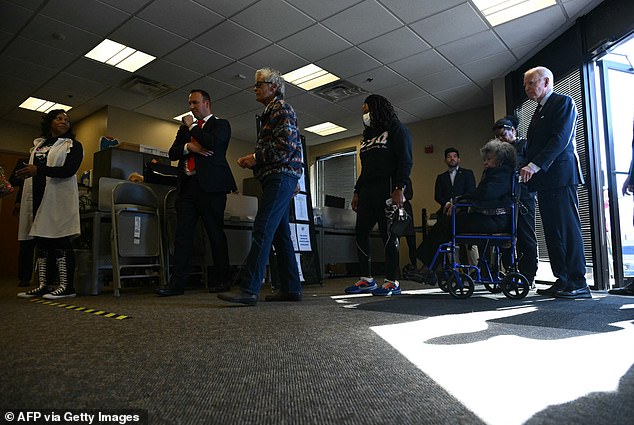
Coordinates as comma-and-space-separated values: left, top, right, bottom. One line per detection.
256, 67, 285, 97
525, 66, 554, 89
480, 139, 517, 168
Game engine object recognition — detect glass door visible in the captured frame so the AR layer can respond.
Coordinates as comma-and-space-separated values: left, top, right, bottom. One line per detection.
595, 39, 634, 288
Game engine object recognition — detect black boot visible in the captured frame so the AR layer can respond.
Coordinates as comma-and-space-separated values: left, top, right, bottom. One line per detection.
43, 250, 76, 299
18, 249, 53, 298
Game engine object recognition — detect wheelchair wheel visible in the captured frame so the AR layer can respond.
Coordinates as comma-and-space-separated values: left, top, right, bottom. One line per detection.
437, 270, 450, 292
501, 272, 530, 299
447, 272, 474, 299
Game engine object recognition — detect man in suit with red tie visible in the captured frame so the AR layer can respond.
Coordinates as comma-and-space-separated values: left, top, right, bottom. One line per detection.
158, 89, 237, 296
520, 66, 590, 299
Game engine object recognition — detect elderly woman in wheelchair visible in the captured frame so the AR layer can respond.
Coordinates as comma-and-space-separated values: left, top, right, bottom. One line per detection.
410, 139, 526, 298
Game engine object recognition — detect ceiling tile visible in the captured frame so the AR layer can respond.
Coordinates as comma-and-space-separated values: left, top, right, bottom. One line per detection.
38, 72, 109, 105
240, 44, 305, 74
39, 0, 131, 36
511, 41, 543, 62
187, 76, 242, 101
209, 62, 258, 90
460, 51, 517, 86
193, 0, 259, 18
195, 20, 270, 60
65, 57, 131, 86
433, 84, 490, 111
437, 30, 508, 65
20, 14, 102, 56
359, 27, 431, 64
164, 42, 234, 75
396, 94, 453, 120
138, 0, 224, 39
1, 1, 33, 34
374, 81, 428, 105
136, 59, 203, 88
5, 0, 46, 11
0, 30, 12, 50
410, 3, 489, 47
278, 24, 352, 62
232, 0, 315, 42
317, 47, 381, 79
97, 0, 149, 14
494, 7, 567, 49
111, 17, 187, 57
133, 89, 190, 119
379, 0, 464, 24
413, 67, 472, 94
322, 0, 402, 45
389, 49, 453, 80
347, 66, 408, 91
0, 54, 57, 86
3, 36, 76, 70
213, 91, 260, 118
92, 87, 154, 110
289, 0, 361, 21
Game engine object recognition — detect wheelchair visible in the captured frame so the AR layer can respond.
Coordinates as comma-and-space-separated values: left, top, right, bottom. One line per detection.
410, 173, 531, 299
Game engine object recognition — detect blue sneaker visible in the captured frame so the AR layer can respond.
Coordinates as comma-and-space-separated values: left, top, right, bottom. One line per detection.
372, 279, 401, 296
344, 277, 377, 294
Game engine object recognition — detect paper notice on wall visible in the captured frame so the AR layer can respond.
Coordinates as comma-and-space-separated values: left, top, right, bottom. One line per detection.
296, 223, 311, 251
293, 193, 309, 221
289, 223, 300, 251
295, 253, 305, 282
298, 172, 306, 192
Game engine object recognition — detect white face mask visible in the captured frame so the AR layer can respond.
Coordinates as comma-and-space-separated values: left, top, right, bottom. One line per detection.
362, 112, 371, 127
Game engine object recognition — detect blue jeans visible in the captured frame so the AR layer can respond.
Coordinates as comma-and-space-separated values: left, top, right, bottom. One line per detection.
240, 173, 301, 295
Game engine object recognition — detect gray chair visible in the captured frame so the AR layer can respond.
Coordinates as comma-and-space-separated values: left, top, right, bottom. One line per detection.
162, 188, 208, 288
110, 181, 165, 296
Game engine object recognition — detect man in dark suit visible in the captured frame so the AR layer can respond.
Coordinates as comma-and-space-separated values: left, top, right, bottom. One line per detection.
434, 147, 476, 216
520, 66, 590, 299
157, 89, 237, 296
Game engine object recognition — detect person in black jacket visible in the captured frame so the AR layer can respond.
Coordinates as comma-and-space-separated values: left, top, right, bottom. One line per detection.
345, 94, 413, 296
434, 147, 476, 217
494, 115, 538, 284
415, 140, 516, 283
157, 89, 237, 297
520, 66, 589, 299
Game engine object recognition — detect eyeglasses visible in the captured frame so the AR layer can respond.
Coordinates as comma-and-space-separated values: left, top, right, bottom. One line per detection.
253, 81, 272, 88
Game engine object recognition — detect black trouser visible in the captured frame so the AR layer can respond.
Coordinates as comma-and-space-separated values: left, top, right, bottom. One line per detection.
355, 181, 399, 281
172, 175, 231, 290
18, 238, 36, 283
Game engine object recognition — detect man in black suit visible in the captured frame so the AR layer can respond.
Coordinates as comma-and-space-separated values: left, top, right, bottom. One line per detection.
520, 66, 590, 299
157, 89, 237, 296
434, 147, 476, 216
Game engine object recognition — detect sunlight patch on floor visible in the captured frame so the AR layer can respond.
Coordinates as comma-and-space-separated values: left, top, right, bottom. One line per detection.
371, 306, 634, 425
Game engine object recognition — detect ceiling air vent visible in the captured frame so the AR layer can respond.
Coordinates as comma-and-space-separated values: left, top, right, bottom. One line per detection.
119, 76, 174, 98
311, 79, 368, 103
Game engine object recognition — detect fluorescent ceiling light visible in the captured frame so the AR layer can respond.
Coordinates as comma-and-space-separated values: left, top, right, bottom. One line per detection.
283, 64, 340, 91
304, 122, 347, 136
85, 39, 155, 72
19, 97, 72, 113
473, 0, 556, 26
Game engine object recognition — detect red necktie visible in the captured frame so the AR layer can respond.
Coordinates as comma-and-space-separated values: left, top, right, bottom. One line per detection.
186, 119, 205, 172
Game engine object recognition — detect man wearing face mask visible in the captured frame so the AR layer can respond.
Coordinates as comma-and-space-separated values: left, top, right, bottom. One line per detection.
345, 94, 413, 296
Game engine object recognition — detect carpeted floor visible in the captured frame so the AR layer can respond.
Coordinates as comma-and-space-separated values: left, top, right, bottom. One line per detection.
1, 276, 633, 425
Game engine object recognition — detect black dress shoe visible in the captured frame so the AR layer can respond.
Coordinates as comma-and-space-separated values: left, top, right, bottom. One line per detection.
554, 286, 592, 299
265, 292, 302, 302
608, 284, 634, 296
156, 287, 184, 297
536, 282, 565, 296
217, 290, 257, 306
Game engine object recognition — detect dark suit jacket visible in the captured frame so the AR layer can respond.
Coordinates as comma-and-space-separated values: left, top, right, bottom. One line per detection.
434, 167, 476, 208
525, 92, 583, 191
168, 116, 237, 193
